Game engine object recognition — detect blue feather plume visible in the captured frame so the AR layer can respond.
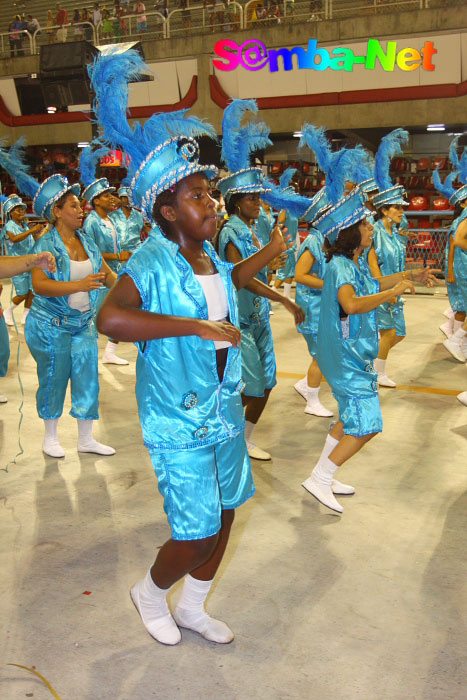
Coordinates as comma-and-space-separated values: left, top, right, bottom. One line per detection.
0, 138, 40, 200
448, 136, 460, 171
325, 146, 373, 204
374, 128, 409, 191
458, 146, 467, 185
88, 48, 217, 182
299, 125, 332, 174
79, 140, 109, 188
221, 99, 272, 173
0, 194, 7, 205
279, 168, 296, 190
432, 167, 456, 200
262, 179, 312, 219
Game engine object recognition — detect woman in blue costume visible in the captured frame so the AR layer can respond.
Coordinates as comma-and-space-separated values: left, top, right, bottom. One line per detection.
80, 143, 132, 365
254, 199, 274, 248
301, 186, 438, 514
89, 50, 291, 647
218, 100, 306, 461
109, 183, 145, 253
273, 169, 299, 300
367, 129, 411, 388
2, 193, 44, 326
0, 143, 117, 459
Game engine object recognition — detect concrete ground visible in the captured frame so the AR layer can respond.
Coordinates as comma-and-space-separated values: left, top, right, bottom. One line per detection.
0, 283, 466, 700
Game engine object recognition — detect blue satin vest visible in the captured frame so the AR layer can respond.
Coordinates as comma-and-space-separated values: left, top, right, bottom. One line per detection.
84, 210, 122, 273
296, 230, 326, 336
122, 227, 245, 452
110, 207, 144, 253
453, 208, 467, 279
254, 206, 274, 248
218, 215, 269, 327
372, 219, 405, 276
317, 255, 380, 398
3, 220, 33, 256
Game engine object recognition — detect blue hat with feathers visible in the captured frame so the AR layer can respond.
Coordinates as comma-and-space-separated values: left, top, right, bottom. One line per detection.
79, 140, 115, 203
218, 100, 272, 200
1, 193, 26, 219
313, 188, 369, 243
444, 135, 467, 206
0, 137, 80, 221
261, 167, 313, 220
373, 128, 409, 208
88, 48, 218, 220
301, 188, 329, 224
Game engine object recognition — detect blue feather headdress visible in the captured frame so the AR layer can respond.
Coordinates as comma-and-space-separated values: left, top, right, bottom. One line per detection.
279, 168, 296, 192
217, 99, 272, 200
79, 140, 115, 202
261, 167, 312, 220
373, 128, 409, 209
88, 48, 218, 219
441, 135, 467, 206
0, 138, 80, 221
432, 167, 457, 201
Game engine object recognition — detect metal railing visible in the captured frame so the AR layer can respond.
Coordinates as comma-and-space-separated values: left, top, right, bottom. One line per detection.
0, 29, 34, 58
32, 22, 97, 52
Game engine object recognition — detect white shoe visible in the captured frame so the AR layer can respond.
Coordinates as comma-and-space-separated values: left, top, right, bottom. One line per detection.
42, 439, 66, 458
332, 478, 355, 495
443, 338, 466, 363
304, 400, 334, 417
457, 391, 467, 406
130, 579, 181, 646
102, 351, 129, 365
378, 374, 396, 388
78, 439, 115, 455
439, 321, 453, 338
173, 607, 234, 644
301, 476, 343, 513
247, 442, 271, 460
293, 378, 308, 401
0, 393, 7, 404
3, 306, 15, 326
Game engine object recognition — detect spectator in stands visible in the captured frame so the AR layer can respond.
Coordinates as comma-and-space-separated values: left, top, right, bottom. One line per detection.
93, 2, 102, 26
9, 15, 24, 57
133, 1, 147, 35
268, 2, 280, 23
56, 3, 68, 42
101, 8, 113, 38
81, 8, 93, 39
180, 0, 191, 30
27, 14, 41, 35
72, 8, 84, 38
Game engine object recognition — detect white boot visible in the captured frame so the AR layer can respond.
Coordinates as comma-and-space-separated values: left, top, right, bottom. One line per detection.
77, 419, 115, 455
43, 419, 65, 458
374, 358, 396, 387
245, 420, 271, 460
310, 433, 355, 495
443, 327, 467, 363
457, 391, 467, 406
293, 376, 309, 401
439, 318, 454, 338
3, 303, 17, 327
173, 574, 234, 644
102, 340, 129, 365
302, 454, 344, 513
130, 571, 181, 645
304, 387, 333, 417
21, 307, 30, 325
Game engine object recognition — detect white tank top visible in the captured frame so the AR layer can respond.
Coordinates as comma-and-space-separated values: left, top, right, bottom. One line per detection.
68, 258, 93, 313
195, 272, 231, 349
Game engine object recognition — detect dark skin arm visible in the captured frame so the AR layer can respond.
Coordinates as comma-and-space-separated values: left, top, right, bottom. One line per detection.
7, 222, 43, 244
231, 225, 288, 290
97, 274, 242, 345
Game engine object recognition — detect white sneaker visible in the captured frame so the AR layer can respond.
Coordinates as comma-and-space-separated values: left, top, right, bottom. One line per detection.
102, 351, 129, 365
304, 400, 333, 417
457, 391, 467, 406
301, 476, 343, 513
247, 442, 271, 460
378, 375, 396, 388
293, 378, 308, 401
443, 338, 466, 363
3, 306, 15, 326
0, 393, 7, 403
331, 478, 355, 495
42, 439, 66, 458
439, 321, 453, 338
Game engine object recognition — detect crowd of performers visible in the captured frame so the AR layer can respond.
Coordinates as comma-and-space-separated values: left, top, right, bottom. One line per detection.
0, 48, 466, 648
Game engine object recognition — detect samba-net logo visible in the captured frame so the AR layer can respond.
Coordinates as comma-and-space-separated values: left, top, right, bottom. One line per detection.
213, 38, 437, 73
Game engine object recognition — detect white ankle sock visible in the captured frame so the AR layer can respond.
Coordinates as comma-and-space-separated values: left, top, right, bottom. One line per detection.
77, 419, 115, 455
174, 574, 233, 643
105, 340, 118, 354
374, 358, 387, 375
453, 320, 463, 333
43, 419, 65, 458
245, 420, 255, 443
312, 454, 339, 487
283, 282, 292, 299
320, 433, 339, 462
452, 327, 467, 342
306, 386, 321, 403
131, 571, 181, 645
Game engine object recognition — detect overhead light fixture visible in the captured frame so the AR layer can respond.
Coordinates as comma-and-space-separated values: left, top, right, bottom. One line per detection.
47, 106, 57, 114
427, 124, 445, 131
293, 131, 302, 138
77, 142, 90, 148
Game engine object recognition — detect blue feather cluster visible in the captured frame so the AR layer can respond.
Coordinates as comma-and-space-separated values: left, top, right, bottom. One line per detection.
279, 168, 296, 190
448, 136, 460, 171
221, 99, 272, 173
299, 125, 332, 174
0, 137, 40, 200
79, 140, 110, 188
262, 179, 311, 219
432, 167, 456, 200
88, 48, 217, 181
458, 147, 467, 185
374, 128, 409, 192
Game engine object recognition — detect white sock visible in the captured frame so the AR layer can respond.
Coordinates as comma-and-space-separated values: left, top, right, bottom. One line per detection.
283, 282, 292, 299
245, 420, 255, 443
452, 327, 467, 343
320, 433, 339, 462
452, 319, 462, 333
7, 302, 18, 311
132, 570, 180, 644
43, 419, 65, 458
44, 418, 59, 441
306, 387, 320, 403
312, 454, 339, 488
174, 574, 233, 643
374, 358, 386, 376
77, 419, 115, 455
105, 340, 119, 354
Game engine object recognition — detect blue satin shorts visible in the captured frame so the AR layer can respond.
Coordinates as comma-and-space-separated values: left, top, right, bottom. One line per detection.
12, 272, 31, 297
335, 392, 383, 437
240, 319, 277, 397
149, 432, 255, 541
0, 314, 10, 377
457, 278, 467, 311
303, 332, 318, 358
447, 282, 465, 313
376, 301, 406, 336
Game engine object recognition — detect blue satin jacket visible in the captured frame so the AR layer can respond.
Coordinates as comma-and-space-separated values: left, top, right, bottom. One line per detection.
110, 208, 144, 253
122, 227, 245, 452
317, 255, 380, 398
30, 227, 103, 324
453, 208, 467, 279
254, 206, 274, 248
84, 210, 122, 273
3, 220, 33, 256
296, 230, 326, 336
218, 215, 269, 327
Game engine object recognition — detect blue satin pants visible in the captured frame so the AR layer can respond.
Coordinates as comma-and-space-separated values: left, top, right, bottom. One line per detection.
376, 301, 406, 336
335, 392, 383, 437
240, 319, 277, 397
0, 315, 10, 377
12, 272, 31, 297
25, 312, 99, 420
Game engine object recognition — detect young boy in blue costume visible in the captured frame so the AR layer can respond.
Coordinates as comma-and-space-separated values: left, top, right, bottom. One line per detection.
110, 184, 145, 254
89, 49, 291, 646
2, 193, 44, 326
273, 170, 300, 300
218, 100, 306, 461
301, 186, 438, 514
